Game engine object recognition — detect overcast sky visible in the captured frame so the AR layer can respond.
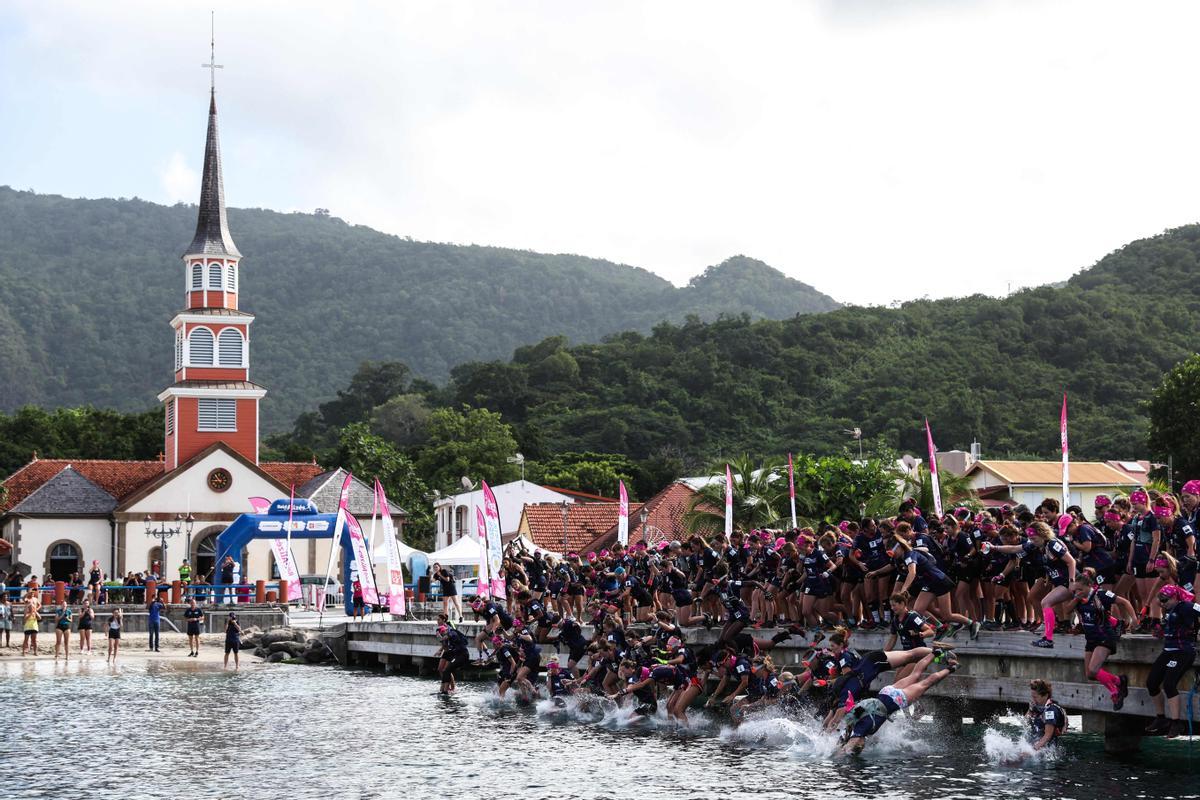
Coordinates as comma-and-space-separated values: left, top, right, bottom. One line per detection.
2, 1, 1198, 305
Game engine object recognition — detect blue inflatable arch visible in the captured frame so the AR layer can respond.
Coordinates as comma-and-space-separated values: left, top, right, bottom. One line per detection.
212, 498, 358, 615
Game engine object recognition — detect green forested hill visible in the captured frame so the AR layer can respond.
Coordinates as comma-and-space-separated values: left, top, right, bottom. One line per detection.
432, 224, 1200, 463
0, 187, 839, 429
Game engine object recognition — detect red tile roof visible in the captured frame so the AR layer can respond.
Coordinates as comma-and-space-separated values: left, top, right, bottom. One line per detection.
1, 459, 163, 513
540, 485, 618, 503
522, 501, 643, 553
582, 481, 713, 552
261, 462, 325, 488
2, 457, 324, 515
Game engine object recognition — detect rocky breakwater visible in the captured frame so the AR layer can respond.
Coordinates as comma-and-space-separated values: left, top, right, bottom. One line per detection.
243, 626, 338, 665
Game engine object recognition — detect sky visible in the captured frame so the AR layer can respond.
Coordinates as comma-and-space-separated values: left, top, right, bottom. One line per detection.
2, 1, 1198, 306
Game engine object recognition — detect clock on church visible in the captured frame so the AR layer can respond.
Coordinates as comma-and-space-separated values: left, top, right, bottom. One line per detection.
207, 468, 233, 493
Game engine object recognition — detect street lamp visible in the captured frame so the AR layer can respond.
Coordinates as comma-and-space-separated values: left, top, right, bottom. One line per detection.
143, 513, 195, 579
561, 500, 569, 553
844, 427, 864, 461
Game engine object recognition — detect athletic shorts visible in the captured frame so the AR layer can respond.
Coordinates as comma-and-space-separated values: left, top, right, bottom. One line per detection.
1085, 637, 1118, 654
225, 638, 240, 654
187, 623, 201, 636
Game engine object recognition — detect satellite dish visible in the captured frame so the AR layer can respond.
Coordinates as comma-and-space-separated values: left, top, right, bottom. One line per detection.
901, 454, 918, 473
460, 476, 474, 491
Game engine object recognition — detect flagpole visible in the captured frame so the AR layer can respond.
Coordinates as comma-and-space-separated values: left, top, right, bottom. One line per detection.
285, 483, 295, 609
787, 453, 797, 529
1061, 393, 1070, 507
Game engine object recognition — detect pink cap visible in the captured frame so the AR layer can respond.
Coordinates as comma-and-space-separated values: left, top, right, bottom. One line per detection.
1159, 584, 1195, 603
1103, 511, 1122, 523
1056, 514, 1073, 536
838, 521, 851, 533
1130, 490, 1149, 505
1184, 480, 1200, 497
657, 541, 670, 551
774, 537, 786, 549
599, 549, 610, 558
1094, 494, 1111, 508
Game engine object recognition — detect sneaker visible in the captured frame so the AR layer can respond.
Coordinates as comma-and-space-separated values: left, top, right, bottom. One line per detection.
946, 623, 965, 639
1003, 621, 1023, 631
981, 621, 1001, 631
1113, 674, 1128, 711
1167, 719, 1187, 739
932, 647, 955, 665
1031, 637, 1054, 649
810, 630, 826, 646
969, 621, 981, 641
1146, 716, 1170, 735
702, 614, 715, 631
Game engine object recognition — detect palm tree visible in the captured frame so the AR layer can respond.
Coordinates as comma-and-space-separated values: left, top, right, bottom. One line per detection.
683, 454, 787, 534
901, 464, 978, 515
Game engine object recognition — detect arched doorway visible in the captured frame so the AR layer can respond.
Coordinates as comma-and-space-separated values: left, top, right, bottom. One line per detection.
148, 546, 163, 575
46, 541, 81, 581
193, 527, 224, 580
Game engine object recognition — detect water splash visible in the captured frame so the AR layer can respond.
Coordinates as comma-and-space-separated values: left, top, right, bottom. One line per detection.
981, 727, 1054, 767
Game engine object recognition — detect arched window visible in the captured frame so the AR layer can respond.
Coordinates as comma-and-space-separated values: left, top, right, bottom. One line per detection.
226, 263, 237, 292
218, 328, 244, 367
174, 329, 183, 371
208, 262, 223, 289
188, 328, 214, 365
191, 263, 203, 290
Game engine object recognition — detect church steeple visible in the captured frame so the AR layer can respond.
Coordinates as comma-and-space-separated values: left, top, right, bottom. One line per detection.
159, 66, 265, 473
184, 90, 241, 259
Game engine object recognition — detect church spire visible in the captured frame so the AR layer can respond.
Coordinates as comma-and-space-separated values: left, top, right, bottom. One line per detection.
185, 23, 240, 259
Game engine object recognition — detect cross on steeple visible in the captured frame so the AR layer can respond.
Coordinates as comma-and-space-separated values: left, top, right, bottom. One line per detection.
201, 11, 223, 92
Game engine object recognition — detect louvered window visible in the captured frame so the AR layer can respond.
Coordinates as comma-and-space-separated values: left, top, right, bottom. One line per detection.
165, 399, 175, 435
174, 329, 183, 370
191, 263, 203, 289
188, 328, 214, 365
218, 328, 244, 366
208, 263, 223, 289
197, 398, 236, 431
226, 263, 237, 292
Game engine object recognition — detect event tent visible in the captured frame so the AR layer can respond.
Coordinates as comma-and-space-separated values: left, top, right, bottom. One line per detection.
426, 535, 488, 566
371, 536, 426, 563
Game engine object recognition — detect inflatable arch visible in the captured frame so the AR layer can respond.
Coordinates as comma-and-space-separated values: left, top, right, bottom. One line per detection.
213, 497, 360, 615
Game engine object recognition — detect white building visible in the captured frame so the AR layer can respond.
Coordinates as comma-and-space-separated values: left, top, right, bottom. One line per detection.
432, 481, 607, 551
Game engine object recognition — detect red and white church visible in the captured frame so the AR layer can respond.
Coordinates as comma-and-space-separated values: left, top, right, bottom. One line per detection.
0, 86, 402, 584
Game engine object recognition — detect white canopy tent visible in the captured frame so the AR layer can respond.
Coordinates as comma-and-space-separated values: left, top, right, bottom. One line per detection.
426, 535, 488, 567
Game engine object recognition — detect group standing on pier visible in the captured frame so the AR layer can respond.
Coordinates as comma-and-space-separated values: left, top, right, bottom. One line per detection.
433, 482, 1200, 747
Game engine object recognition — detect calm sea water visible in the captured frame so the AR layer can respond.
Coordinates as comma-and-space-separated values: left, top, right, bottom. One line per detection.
2, 658, 1199, 800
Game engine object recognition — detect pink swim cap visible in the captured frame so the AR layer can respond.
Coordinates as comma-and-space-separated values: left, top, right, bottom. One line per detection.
1103, 511, 1122, 523
1154, 503, 1175, 519
1130, 490, 1149, 505
1184, 480, 1200, 497
1056, 514, 1074, 536
491, 635, 504, 646
775, 537, 786, 549
1094, 494, 1111, 508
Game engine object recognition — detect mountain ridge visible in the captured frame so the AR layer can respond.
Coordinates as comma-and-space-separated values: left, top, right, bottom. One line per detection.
0, 186, 839, 429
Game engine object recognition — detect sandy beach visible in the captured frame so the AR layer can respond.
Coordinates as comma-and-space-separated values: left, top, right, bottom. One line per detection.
0, 630, 247, 665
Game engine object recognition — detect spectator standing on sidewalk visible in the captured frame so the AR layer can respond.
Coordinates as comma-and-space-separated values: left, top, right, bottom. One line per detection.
220, 556, 235, 605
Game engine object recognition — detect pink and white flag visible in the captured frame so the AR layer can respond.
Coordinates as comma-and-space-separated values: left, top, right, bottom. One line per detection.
248, 496, 271, 514
375, 480, 406, 615
476, 506, 491, 598
481, 480, 505, 598
618, 480, 629, 546
1061, 393, 1070, 506
336, 473, 379, 604
787, 453, 797, 529
278, 484, 302, 601
925, 419, 944, 519
724, 464, 734, 537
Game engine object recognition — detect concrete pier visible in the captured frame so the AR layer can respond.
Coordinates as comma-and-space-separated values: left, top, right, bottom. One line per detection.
328, 620, 1191, 753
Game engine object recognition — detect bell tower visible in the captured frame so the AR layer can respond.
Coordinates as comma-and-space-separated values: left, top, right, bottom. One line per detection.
157, 61, 265, 472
